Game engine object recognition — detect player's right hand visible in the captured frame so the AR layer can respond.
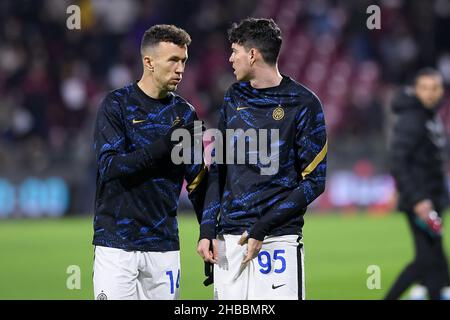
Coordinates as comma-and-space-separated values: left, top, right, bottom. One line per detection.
145, 117, 186, 163
239, 231, 263, 264
166, 117, 187, 145
197, 238, 218, 264
146, 118, 205, 164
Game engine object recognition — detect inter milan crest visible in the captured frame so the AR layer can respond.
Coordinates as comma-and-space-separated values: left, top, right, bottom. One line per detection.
96, 292, 107, 300
272, 105, 284, 120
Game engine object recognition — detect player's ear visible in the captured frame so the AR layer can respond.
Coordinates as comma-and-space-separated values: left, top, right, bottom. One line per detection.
248, 48, 257, 66
143, 55, 155, 72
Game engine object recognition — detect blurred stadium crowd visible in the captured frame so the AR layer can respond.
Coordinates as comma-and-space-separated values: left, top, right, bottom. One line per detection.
1, 0, 450, 214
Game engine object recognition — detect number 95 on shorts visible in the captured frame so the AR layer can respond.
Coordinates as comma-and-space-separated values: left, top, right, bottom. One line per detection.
213, 234, 304, 300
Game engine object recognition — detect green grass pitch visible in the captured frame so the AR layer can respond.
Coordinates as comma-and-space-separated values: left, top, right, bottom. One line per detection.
0, 212, 449, 299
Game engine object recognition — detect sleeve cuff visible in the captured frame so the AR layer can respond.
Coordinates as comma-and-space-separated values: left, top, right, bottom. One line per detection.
248, 225, 266, 241
199, 225, 216, 241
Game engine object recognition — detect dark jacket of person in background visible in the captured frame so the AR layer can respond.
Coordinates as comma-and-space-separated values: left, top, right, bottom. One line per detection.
389, 87, 449, 215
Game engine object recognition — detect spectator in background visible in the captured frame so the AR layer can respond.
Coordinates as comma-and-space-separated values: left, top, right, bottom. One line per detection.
386, 68, 450, 300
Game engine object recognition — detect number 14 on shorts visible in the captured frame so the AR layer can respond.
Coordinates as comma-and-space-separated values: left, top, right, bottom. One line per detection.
257, 249, 287, 274
166, 269, 180, 294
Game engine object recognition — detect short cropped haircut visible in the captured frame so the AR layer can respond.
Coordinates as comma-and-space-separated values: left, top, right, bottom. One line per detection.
140, 24, 191, 54
414, 67, 442, 85
228, 18, 282, 65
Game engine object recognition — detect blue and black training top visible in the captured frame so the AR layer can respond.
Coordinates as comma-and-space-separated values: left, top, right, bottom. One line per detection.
200, 75, 327, 241
93, 82, 206, 252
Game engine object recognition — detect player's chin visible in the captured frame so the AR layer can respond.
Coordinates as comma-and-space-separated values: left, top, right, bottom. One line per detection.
166, 83, 178, 91
235, 72, 248, 82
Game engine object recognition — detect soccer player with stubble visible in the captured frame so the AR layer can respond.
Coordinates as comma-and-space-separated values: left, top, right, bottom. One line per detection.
92, 25, 206, 300
197, 18, 327, 300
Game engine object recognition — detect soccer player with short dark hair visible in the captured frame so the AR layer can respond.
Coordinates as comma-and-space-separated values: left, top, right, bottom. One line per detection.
92, 24, 206, 300
385, 68, 450, 300
197, 18, 327, 300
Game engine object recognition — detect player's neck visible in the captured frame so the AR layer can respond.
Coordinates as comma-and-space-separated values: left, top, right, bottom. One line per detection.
249, 65, 282, 89
137, 76, 168, 100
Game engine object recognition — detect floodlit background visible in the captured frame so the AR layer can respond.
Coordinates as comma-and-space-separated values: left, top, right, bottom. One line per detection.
1, 0, 450, 299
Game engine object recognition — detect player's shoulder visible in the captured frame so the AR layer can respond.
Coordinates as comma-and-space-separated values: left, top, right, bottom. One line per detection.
218, 85, 234, 108
281, 77, 324, 123
171, 93, 197, 113
109, 83, 134, 101
100, 84, 134, 112
287, 76, 322, 107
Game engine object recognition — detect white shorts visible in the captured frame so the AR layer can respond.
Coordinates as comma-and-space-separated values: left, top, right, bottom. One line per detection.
93, 246, 180, 300
214, 234, 304, 300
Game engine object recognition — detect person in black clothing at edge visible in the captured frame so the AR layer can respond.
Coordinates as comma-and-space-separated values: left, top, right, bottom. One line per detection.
386, 68, 450, 300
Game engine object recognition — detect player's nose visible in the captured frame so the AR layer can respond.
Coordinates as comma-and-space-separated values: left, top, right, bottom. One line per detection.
175, 61, 185, 74
175, 67, 184, 75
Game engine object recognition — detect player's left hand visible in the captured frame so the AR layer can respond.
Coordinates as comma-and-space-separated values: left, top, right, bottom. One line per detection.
238, 231, 263, 264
